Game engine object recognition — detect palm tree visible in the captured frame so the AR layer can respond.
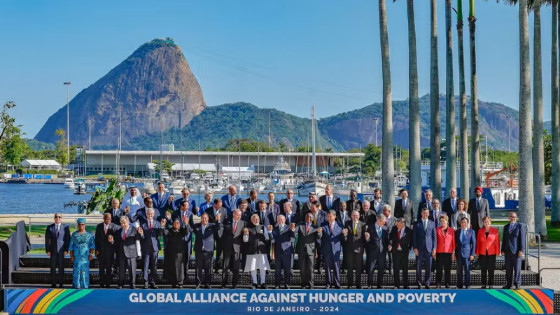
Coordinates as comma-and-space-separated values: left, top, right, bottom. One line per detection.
446, 0, 456, 193
519, 0, 535, 235
379, 0, 395, 209
532, 0, 546, 237
552, 0, 560, 227
430, 0, 442, 200
457, 0, 470, 201
469, 0, 480, 192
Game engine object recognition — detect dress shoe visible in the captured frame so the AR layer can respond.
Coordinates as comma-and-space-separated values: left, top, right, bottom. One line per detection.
252, 283, 257, 289
195, 285, 202, 289
301, 285, 306, 289
502, 285, 511, 289
424, 285, 430, 289
367, 285, 373, 289
150, 284, 158, 289
356, 285, 362, 289
130, 285, 136, 289
51, 284, 56, 288
172, 285, 177, 288
58, 284, 64, 288
376, 286, 382, 289
436, 285, 441, 289
417, 285, 422, 289
347, 285, 352, 289
221, 285, 226, 289
144, 283, 149, 289
274, 285, 280, 289
325, 285, 331, 289
309, 285, 314, 289
204, 285, 211, 289
465, 286, 470, 289
488, 286, 493, 289
481, 285, 487, 289
457, 286, 463, 289
261, 284, 267, 289
395, 286, 400, 289
117, 286, 123, 289
515, 285, 520, 290
444, 285, 450, 289
283, 285, 289, 289
334, 285, 341, 289
232, 285, 237, 289
403, 286, 409, 289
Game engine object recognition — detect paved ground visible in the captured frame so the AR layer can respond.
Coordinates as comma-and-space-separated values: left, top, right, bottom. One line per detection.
528, 242, 560, 291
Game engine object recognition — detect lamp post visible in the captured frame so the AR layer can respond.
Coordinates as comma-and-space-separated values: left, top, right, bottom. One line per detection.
63, 82, 71, 168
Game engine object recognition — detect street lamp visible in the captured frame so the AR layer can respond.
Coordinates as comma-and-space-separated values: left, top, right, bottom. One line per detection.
63, 82, 71, 168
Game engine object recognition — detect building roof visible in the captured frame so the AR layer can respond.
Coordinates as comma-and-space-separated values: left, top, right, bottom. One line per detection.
20, 159, 61, 166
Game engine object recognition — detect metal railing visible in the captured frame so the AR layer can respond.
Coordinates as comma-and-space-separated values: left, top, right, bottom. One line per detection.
525, 232, 541, 284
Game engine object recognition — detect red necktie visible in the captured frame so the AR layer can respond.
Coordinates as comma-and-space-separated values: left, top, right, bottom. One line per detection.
233, 221, 237, 233
149, 221, 152, 230
306, 224, 310, 234
398, 229, 402, 239
182, 212, 186, 222
330, 224, 333, 233
123, 229, 126, 240
104, 225, 108, 235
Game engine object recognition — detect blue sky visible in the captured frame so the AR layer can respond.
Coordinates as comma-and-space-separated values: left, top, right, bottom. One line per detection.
0, 0, 554, 138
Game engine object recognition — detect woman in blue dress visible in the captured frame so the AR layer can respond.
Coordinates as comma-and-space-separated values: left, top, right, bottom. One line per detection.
69, 218, 95, 289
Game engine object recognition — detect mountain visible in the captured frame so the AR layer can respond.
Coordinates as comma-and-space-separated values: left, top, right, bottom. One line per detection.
120, 102, 340, 151
319, 94, 521, 151
34, 38, 206, 147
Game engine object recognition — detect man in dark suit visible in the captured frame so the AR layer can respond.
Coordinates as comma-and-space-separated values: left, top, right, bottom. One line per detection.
115, 216, 143, 289
282, 202, 300, 227
304, 200, 327, 274
218, 209, 246, 288
442, 188, 458, 218
365, 213, 389, 289
171, 199, 195, 279
140, 208, 163, 289
455, 217, 476, 288
95, 213, 117, 288
221, 185, 242, 216
342, 210, 366, 288
104, 198, 124, 225
417, 189, 434, 221
296, 212, 320, 289
151, 182, 173, 217
205, 198, 229, 273
320, 185, 340, 211
413, 207, 437, 289
301, 192, 319, 215
193, 213, 222, 288
239, 200, 253, 223
337, 202, 352, 275
45, 213, 70, 288
468, 186, 490, 233
501, 212, 527, 289
256, 200, 272, 262
389, 218, 413, 289
269, 214, 296, 289
318, 210, 343, 289
279, 189, 301, 217
346, 189, 363, 214
394, 188, 414, 228
246, 189, 260, 213
267, 192, 281, 223
133, 198, 161, 225
172, 188, 198, 214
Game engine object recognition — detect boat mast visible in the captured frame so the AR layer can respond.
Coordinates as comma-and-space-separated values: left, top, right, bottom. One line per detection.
312, 105, 317, 181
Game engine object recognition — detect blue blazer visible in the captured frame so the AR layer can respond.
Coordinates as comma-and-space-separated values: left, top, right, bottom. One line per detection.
501, 222, 527, 255
45, 223, 70, 254
172, 198, 197, 212
140, 220, 163, 253
455, 228, 476, 258
221, 194, 242, 214
318, 221, 343, 259
413, 220, 437, 253
270, 225, 296, 255
151, 192, 171, 214
365, 224, 389, 256
193, 222, 220, 253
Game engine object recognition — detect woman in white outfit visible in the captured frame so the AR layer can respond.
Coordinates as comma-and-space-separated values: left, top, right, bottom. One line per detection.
243, 214, 271, 289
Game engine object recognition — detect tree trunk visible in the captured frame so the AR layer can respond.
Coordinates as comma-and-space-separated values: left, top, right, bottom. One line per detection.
445, 0, 456, 195
532, 0, 546, 237
469, 0, 480, 193
518, 0, 535, 235
379, 0, 394, 209
430, 0, 442, 200
552, 2, 560, 227
457, 0, 469, 201
408, 0, 421, 215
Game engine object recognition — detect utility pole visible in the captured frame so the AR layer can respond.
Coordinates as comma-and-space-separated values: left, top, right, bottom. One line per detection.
375, 118, 379, 147
63, 82, 71, 168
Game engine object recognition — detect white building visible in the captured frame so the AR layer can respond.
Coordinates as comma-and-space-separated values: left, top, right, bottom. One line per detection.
19, 159, 61, 171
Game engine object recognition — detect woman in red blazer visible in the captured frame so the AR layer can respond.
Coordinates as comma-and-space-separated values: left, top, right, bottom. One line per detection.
435, 214, 455, 288
476, 216, 500, 289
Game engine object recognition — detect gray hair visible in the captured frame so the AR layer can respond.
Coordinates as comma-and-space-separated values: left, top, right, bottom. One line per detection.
363, 200, 370, 207
424, 189, 433, 195
328, 210, 337, 216
277, 215, 286, 222
376, 213, 386, 221
396, 217, 405, 224
382, 204, 392, 213
120, 216, 129, 224
233, 209, 241, 216
146, 208, 155, 214
351, 210, 360, 216
283, 202, 293, 210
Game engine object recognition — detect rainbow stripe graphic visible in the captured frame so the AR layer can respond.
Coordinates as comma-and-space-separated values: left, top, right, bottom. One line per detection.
7, 289, 93, 314
486, 289, 554, 314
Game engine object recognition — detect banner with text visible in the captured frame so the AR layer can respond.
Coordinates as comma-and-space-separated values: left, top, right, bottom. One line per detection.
4, 288, 555, 314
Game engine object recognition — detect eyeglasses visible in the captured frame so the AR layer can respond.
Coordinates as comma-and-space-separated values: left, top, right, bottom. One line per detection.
55, 216, 62, 219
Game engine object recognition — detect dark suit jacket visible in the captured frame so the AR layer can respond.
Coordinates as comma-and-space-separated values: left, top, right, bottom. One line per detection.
115, 225, 142, 259
442, 198, 458, 218
346, 200, 363, 213
104, 208, 124, 225
221, 194, 242, 214
501, 222, 527, 255
270, 225, 296, 256
365, 223, 389, 257
282, 212, 300, 226
267, 203, 281, 223
304, 209, 328, 227
455, 228, 476, 258
296, 223, 319, 256
467, 198, 490, 230
389, 226, 413, 254
394, 198, 414, 227
219, 219, 246, 255
95, 222, 117, 253
336, 210, 352, 227
45, 223, 70, 254
412, 220, 437, 253
172, 197, 197, 212
193, 222, 220, 253
319, 195, 341, 211
240, 210, 253, 223
244, 224, 269, 255
246, 198, 261, 213
318, 221, 343, 259
205, 206, 229, 224
417, 200, 434, 221
140, 220, 163, 253
170, 210, 195, 249
342, 220, 366, 254
151, 192, 172, 214
255, 210, 271, 226
279, 198, 301, 216
133, 207, 162, 225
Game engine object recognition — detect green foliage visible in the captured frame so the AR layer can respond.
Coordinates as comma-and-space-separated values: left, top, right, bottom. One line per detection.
2, 134, 28, 168
54, 128, 68, 166
223, 138, 275, 152
86, 179, 127, 214
25, 139, 56, 151
0, 101, 25, 168
152, 159, 174, 174
362, 144, 381, 176
544, 130, 552, 185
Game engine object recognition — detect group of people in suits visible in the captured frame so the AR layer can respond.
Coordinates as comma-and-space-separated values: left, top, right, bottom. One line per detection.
44, 183, 527, 290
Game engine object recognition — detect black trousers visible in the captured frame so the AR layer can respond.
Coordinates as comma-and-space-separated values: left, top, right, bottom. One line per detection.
196, 250, 213, 286
222, 250, 241, 287
98, 251, 114, 287
392, 250, 409, 288
346, 251, 363, 287
479, 254, 497, 286
118, 256, 137, 287
435, 253, 452, 286
367, 252, 386, 287
50, 250, 65, 286
299, 253, 315, 287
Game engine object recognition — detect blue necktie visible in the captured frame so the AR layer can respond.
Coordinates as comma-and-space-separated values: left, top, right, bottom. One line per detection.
461, 230, 465, 243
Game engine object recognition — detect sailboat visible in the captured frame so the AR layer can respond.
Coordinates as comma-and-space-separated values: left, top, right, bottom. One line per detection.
298, 105, 327, 196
